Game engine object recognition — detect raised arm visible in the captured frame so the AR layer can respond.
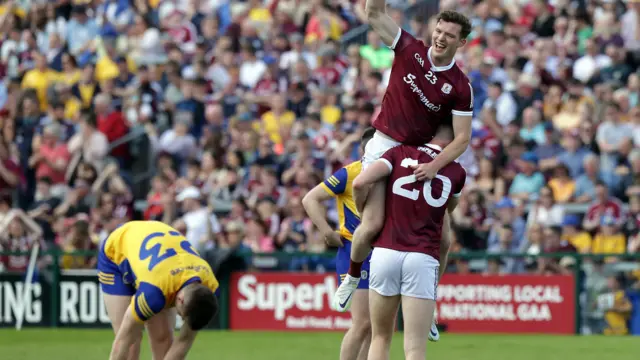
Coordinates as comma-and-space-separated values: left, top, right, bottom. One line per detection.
365, 0, 400, 47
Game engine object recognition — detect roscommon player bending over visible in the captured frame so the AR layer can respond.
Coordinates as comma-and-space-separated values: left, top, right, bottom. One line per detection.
98, 221, 219, 360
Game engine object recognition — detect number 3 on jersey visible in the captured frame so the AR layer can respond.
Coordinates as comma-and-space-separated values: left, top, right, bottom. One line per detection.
140, 231, 199, 271
392, 158, 452, 207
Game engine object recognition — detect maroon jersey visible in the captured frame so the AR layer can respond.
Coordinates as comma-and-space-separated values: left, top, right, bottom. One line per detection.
376, 144, 466, 259
374, 29, 474, 145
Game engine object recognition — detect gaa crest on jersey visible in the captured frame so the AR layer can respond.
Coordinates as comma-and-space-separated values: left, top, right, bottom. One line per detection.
441, 83, 452, 94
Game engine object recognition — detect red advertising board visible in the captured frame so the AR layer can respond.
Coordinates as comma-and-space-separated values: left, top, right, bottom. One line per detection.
229, 272, 575, 334
437, 274, 575, 334
230, 273, 351, 331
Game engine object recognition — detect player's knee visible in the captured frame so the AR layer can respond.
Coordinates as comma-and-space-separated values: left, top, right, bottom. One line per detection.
182, 284, 218, 331
353, 317, 372, 340
372, 330, 393, 345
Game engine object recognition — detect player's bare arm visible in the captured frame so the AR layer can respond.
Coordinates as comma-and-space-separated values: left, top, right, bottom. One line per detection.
352, 160, 392, 213
439, 196, 459, 280
413, 114, 472, 181
109, 308, 144, 360
302, 186, 343, 247
162, 324, 197, 360
364, 0, 400, 47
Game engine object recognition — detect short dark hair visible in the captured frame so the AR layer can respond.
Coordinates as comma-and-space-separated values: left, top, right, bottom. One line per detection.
361, 127, 376, 150
184, 284, 218, 331
436, 10, 472, 40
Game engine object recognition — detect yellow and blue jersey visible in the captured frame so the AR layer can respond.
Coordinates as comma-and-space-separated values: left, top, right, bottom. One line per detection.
320, 161, 362, 241
98, 221, 219, 322
321, 161, 371, 289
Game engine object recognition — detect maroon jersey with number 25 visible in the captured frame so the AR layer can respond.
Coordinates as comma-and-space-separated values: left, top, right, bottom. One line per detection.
373, 29, 474, 146
376, 144, 467, 260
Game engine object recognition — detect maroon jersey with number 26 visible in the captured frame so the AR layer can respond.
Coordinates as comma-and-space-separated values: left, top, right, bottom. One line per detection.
373, 29, 474, 146
376, 144, 467, 260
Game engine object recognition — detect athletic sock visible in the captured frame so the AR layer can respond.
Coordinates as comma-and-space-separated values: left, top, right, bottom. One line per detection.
347, 260, 363, 278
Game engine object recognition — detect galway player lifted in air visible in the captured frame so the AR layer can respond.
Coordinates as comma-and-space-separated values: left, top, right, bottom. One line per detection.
302, 128, 376, 360
353, 125, 466, 360
98, 221, 219, 360
333, 3, 473, 340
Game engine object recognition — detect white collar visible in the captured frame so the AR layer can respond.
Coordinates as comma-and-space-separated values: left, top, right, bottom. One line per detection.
427, 47, 456, 72
425, 143, 443, 151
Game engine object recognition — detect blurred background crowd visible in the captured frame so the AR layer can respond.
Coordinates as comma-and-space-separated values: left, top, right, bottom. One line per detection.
0, 0, 639, 334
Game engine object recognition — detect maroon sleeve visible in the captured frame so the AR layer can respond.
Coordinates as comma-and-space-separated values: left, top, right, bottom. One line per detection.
452, 78, 474, 117
379, 146, 400, 171
390, 29, 421, 54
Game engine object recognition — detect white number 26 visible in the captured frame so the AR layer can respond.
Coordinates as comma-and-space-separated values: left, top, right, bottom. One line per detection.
391, 158, 452, 208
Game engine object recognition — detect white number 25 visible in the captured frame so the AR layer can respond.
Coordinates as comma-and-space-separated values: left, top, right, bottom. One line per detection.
391, 158, 452, 208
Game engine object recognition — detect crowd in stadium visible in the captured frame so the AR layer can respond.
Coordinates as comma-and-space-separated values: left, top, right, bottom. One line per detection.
0, 0, 639, 333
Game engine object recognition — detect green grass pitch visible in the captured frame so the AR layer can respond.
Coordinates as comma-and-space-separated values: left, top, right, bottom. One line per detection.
0, 329, 636, 360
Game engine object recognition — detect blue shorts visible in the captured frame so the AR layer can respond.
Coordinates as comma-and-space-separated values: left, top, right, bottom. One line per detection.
97, 239, 136, 296
336, 239, 371, 289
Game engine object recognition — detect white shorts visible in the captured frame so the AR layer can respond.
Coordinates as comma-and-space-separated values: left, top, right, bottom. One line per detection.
369, 247, 440, 300
362, 131, 401, 170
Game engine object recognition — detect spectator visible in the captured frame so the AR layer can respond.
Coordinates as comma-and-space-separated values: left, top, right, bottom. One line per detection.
623, 195, 640, 238
243, 216, 274, 253
509, 152, 546, 201
257, 93, 295, 150
596, 102, 634, 181
547, 164, 576, 203
452, 189, 490, 250
94, 93, 130, 161
67, 112, 109, 171
601, 275, 632, 335
359, 31, 393, 70
65, 6, 98, 57
619, 149, 640, 200
483, 81, 517, 127
488, 224, 524, 274
0, 209, 43, 272
28, 123, 70, 191
0, 139, 20, 197
526, 186, 565, 228
523, 224, 543, 270
159, 118, 198, 163
276, 197, 312, 252
583, 182, 626, 232
540, 226, 576, 274
561, 214, 593, 254
21, 53, 59, 110
575, 154, 604, 203
519, 107, 546, 145
170, 186, 221, 253
59, 217, 97, 270
592, 216, 626, 259
556, 129, 592, 179
487, 197, 526, 252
